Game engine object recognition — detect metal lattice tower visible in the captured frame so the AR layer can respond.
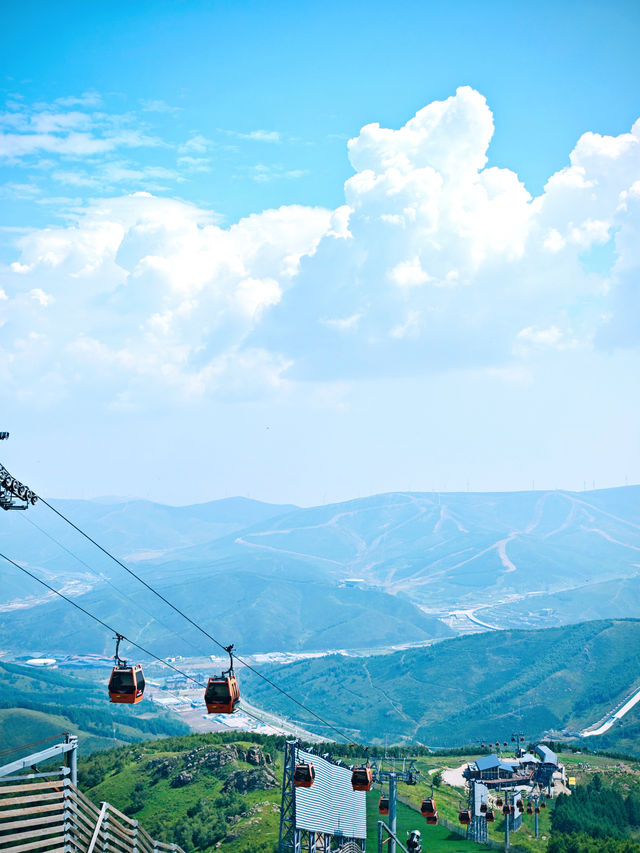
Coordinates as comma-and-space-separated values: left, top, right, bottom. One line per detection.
466, 782, 489, 844
279, 742, 364, 853
279, 741, 299, 853
0, 433, 38, 511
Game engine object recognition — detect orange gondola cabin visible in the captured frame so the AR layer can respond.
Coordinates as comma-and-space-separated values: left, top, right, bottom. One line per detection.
425, 811, 438, 825
109, 662, 145, 704
421, 798, 436, 817
108, 634, 145, 704
458, 809, 471, 826
351, 765, 373, 791
205, 644, 240, 714
294, 763, 315, 788
378, 797, 389, 815
486, 809, 495, 823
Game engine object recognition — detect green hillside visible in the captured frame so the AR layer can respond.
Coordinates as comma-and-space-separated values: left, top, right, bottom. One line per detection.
0, 661, 188, 757
73, 734, 511, 853
72, 733, 640, 853
241, 619, 640, 748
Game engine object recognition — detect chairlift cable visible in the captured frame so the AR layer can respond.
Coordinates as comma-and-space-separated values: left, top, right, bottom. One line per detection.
38, 497, 359, 745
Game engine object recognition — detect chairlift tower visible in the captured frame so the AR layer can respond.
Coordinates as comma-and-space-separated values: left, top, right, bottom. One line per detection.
0, 433, 38, 511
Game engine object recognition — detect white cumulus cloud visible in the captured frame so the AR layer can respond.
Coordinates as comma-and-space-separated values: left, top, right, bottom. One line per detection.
2, 87, 639, 405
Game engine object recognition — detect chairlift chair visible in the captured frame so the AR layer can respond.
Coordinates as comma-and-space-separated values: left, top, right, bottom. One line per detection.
108, 634, 145, 704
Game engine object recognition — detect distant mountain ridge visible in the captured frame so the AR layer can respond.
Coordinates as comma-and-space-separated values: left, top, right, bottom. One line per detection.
1, 486, 639, 658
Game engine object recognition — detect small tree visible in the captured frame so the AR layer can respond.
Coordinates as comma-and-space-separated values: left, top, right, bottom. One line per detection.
432, 770, 443, 788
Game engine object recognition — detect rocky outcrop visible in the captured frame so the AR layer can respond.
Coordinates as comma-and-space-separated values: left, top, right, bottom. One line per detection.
223, 768, 278, 793
171, 770, 194, 788
246, 745, 272, 766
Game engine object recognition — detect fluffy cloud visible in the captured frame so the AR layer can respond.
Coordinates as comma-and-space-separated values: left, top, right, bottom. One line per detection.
2, 87, 639, 404
1, 193, 330, 403
254, 87, 639, 377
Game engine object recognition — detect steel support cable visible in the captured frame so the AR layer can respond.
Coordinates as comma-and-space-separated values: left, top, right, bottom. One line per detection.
38, 497, 359, 745
0, 732, 65, 758
0, 550, 319, 738
0, 549, 211, 688
21, 514, 204, 655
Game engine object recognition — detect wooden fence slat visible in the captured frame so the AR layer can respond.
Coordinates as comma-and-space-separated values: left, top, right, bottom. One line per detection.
0, 801, 63, 820
68, 801, 98, 833
136, 836, 155, 853
1, 837, 66, 853
73, 787, 102, 814
68, 820, 92, 848
0, 813, 64, 833
105, 829, 134, 853
0, 821, 63, 845
0, 773, 185, 853
0, 791, 64, 807
106, 817, 136, 843
107, 803, 136, 826
0, 781, 65, 795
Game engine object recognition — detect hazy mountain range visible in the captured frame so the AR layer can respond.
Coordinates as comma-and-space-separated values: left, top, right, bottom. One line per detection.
0, 486, 639, 657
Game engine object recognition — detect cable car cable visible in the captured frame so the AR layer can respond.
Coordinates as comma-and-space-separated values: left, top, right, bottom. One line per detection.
0, 549, 210, 689
21, 514, 205, 655
0, 549, 332, 740
0, 732, 65, 758
37, 498, 360, 745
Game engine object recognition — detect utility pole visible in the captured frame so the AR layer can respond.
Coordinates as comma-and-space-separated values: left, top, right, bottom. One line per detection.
0, 433, 38, 511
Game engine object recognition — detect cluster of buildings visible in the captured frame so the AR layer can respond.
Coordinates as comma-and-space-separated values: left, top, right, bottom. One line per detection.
464, 745, 565, 791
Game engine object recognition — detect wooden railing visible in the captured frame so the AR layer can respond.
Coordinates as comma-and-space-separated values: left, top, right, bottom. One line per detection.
0, 770, 185, 853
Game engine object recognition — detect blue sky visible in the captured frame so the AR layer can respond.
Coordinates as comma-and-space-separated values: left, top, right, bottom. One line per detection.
1, 1, 639, 504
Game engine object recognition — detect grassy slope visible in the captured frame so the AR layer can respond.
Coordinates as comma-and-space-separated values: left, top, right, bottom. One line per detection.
0, 662, 188, 754
76, 735, 594, 853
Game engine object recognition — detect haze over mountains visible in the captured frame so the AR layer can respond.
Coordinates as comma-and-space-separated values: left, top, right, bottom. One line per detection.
1, 486, 639, 657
